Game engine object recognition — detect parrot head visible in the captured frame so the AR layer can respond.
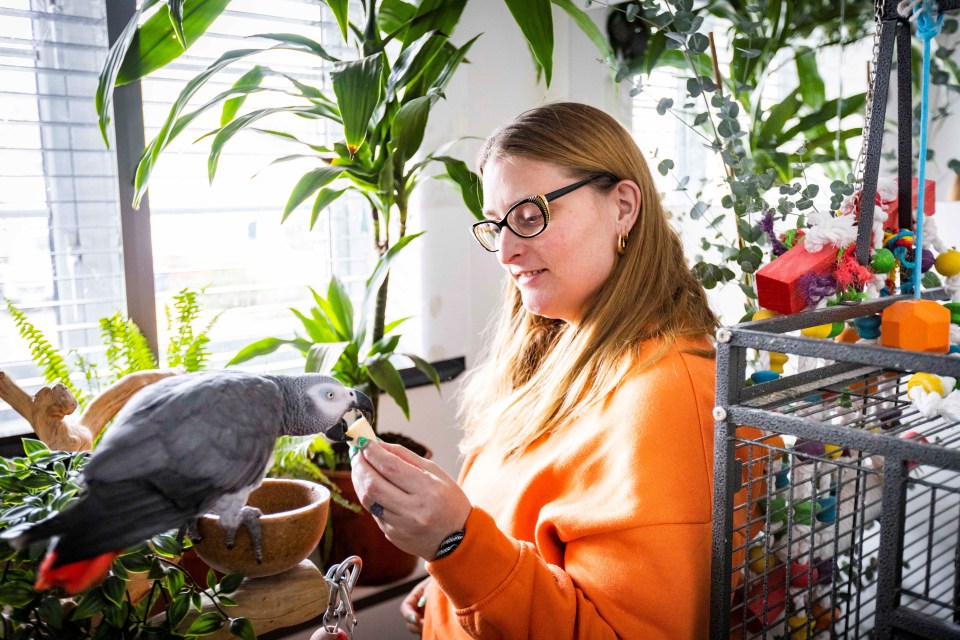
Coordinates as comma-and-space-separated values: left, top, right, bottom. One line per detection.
299, 375, 374, 441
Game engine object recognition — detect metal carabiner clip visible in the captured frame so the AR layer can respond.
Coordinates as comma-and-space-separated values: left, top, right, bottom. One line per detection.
318, 556, 363, 640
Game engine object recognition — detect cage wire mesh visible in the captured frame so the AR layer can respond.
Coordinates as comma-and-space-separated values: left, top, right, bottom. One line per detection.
711, 292, 960, 639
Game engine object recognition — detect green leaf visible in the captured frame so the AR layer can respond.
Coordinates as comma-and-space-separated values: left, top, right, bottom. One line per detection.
310, 188, 348, 230
227, 337, 298, 366
392, 93, 441, 168
329, 277, 355, 337
188, 611, 225, 635
115, 0, 232, 84
387, 31, 447, 99
21, 438, 49, 457
96, 0, 162, 146
220, 66, 267, 126
167, 593, 190, 627
72, 588, 108, 620
218, 572, 245, 595
252, 33, 338, 62
208, 105, 322, 182
366, 358, 410, 418
391, 0, 467, 46
168, 0, 186, 49
383, 316, 411, 334
795, 46, 825, 111
331, 53, 384, 158
403, 353, 441, 391
229, 617, 257, 640
550, 0, 613, 61
323, 0, 350, 40
101, 575, 125, 606
0, 581, 35, 607
758, 88, 801, 147
503, 0, 554, 86
282, 165, 347, 221
434, 155, 483, 219
305, 342, 350, 374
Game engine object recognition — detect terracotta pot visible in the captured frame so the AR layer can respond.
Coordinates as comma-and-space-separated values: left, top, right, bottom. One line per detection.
193, 478, 330, 578
327, 468, 419, 586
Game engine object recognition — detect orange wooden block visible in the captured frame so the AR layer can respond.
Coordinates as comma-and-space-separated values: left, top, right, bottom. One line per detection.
756, 241, 837, 315
880, 299, 950, 353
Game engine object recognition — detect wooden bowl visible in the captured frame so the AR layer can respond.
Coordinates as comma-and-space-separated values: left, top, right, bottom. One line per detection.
192, 478, 330, 578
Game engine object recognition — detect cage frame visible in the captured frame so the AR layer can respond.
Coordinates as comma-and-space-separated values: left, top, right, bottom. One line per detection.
711, 289, 960, 639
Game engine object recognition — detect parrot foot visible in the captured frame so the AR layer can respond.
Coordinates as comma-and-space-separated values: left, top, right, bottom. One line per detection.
183, 519, 202, 545
225, 506, 263, 563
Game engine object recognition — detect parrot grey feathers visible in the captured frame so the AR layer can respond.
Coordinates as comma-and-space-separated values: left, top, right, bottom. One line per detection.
4, 371, 373, 575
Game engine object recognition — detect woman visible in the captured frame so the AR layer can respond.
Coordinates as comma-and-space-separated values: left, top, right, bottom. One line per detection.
350, 102, 719, 638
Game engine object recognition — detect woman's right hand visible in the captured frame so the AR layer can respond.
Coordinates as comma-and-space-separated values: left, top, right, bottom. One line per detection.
400, 577, 432, 636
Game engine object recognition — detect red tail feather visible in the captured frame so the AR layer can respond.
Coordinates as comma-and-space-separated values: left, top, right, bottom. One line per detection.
35, 550, 120, 594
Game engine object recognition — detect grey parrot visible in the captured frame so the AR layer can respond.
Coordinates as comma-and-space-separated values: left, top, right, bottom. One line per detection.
3, 370, 372, 594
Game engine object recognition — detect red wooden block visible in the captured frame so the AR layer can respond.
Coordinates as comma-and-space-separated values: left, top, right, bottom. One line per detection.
756, 241, 837, 315
884, 178, 936, 231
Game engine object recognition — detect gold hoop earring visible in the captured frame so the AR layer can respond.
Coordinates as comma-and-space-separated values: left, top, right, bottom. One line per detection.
617, 232, 629, 256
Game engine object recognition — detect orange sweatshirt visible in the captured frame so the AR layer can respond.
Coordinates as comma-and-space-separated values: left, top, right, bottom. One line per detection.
423, 336, 717, 639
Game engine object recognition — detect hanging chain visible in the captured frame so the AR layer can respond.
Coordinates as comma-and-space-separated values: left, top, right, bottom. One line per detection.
853, 0, 885, 200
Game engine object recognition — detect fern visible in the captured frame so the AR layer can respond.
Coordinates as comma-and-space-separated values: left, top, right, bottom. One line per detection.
4, 299, 88, 406
100, 313, 157, 380
165, 288, 218, 372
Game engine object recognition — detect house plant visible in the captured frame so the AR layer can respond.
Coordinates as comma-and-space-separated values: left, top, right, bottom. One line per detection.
596, 0, 960, 321
0, 438, 253, 640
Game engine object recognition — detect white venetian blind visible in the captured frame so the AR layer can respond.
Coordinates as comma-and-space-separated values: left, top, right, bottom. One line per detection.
0, 0, 124, 437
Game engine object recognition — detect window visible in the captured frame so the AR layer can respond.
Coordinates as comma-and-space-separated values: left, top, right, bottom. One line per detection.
0, 0, 369, 437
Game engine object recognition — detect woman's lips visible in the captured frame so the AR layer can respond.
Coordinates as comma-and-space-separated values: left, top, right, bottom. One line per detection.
515, 268, 546, 285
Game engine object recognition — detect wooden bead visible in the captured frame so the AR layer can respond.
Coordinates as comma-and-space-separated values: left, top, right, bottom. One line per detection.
936, 250, 960, 277
881, 299, 950, 353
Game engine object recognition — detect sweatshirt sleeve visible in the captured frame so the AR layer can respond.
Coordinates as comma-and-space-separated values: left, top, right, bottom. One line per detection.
425, 344, 715, 639
426, 507, 711, 639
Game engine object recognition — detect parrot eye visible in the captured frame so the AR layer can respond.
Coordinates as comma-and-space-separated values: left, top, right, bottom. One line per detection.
327, 391, 334, 399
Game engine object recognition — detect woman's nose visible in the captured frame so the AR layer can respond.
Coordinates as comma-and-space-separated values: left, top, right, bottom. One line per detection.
497, 228, 524, 264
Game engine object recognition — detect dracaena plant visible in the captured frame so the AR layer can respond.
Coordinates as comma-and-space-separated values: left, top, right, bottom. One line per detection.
96, 0, 612, 418
227, 233, 438, 432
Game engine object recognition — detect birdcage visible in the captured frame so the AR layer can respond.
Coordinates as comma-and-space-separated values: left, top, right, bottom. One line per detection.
710, 293, 960, 639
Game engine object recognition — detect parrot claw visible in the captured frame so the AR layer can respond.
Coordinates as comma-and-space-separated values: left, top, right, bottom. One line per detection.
223, 506, 263, 562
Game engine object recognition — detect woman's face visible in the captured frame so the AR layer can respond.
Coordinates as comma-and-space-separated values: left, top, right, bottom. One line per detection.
481, 156, 637, 324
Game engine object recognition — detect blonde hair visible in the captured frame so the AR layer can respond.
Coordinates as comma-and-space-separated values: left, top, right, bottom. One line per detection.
459, 102, 718, 458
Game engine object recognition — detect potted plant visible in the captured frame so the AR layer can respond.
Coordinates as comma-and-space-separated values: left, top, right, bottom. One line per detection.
0, 439, 252, 640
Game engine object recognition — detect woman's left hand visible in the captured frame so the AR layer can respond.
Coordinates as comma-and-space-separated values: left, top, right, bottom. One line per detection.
350, 440, 472, 559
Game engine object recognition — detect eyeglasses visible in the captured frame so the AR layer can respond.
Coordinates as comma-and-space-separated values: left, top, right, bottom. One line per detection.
471, 173, 617, 252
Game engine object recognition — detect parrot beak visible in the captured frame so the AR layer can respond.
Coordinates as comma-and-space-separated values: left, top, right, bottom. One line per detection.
351, 389, 375, 423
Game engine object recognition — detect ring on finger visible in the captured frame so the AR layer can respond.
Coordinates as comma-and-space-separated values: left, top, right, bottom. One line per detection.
370, 502, 385, 518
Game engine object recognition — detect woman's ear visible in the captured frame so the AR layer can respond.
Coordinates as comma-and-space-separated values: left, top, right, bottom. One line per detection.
614, 179, 641, 233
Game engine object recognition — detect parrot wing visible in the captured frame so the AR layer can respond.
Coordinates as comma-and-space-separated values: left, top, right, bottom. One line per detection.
83, 370, 284, 496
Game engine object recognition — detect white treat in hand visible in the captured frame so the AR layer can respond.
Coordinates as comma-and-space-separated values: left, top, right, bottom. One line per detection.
345, 416, 376, 442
